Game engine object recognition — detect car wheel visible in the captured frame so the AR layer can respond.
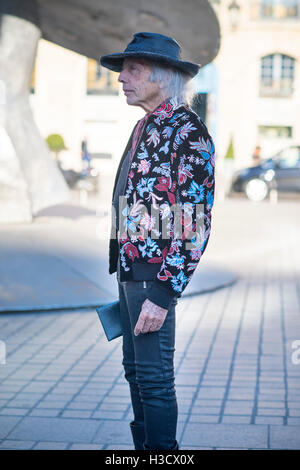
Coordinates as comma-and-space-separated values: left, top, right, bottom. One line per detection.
244, 179, 268, 202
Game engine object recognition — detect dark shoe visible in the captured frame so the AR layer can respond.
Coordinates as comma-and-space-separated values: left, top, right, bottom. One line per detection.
130, 421, 145, 450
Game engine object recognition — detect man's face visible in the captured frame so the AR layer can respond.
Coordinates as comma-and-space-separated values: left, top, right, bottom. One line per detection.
118, 58, 163, 112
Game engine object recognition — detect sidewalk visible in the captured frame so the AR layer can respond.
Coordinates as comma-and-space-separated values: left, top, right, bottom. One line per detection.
0, 195, 299, 449
0, 191, 236, 312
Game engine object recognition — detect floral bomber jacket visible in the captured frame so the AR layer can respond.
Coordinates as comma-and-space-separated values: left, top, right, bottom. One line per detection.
109, 98, 215, 310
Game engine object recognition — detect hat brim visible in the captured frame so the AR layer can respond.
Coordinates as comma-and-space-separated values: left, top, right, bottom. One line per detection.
100, 51, 200, 78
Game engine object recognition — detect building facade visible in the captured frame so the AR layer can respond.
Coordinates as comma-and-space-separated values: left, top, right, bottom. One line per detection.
29, 2, 300, 204
211, 0, 300, 170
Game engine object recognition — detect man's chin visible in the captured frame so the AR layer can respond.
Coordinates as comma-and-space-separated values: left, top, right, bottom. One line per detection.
126, 96, 138, 106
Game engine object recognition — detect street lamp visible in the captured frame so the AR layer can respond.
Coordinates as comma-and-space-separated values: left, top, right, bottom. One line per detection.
228, 0, 241, 29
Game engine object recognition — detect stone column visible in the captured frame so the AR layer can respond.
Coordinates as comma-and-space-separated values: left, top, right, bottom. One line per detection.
0, 14, 69, 223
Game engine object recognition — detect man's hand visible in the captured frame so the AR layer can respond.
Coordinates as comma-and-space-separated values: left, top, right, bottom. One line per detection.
134, 298, 168, 336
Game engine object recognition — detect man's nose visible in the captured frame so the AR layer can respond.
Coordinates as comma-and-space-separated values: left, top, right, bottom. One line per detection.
118, 70, 126, 83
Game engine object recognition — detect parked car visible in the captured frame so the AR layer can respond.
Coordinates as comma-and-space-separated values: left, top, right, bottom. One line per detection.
230, 145, 300, 202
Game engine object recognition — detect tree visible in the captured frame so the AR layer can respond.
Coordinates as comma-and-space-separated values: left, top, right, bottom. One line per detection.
46, 134, 67, 162
225, 135, 234, 160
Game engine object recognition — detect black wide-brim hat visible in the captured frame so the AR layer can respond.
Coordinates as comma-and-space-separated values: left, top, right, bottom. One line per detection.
100, 32, 200, 78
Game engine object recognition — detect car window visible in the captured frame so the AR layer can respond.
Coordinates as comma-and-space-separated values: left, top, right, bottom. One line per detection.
276, 147, 300, 169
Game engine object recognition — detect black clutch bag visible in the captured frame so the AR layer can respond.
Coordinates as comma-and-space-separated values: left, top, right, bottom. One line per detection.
96, 300, 122, 341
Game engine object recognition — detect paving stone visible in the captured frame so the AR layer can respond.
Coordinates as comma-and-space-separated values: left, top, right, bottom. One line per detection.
0, 392, 17, 400
29, 409, 61, 417
97, 402, 128, 412
257, 408, 286, 416
33, 441, 69, 450
69, 443, 104, 450
287, 418, 300, 426
215, 447, 250, 450
192, 406, 220, 415
101, 396, 131, 404
228, 390, 255, 400
42, 393, 75, 401
255, 417, 284, 425
93, 420, 132, 445
178, 413, 188, 423
258, 393, 286, 401
0, 440, 35, 449
258, 401, 288, 408
224, 406, 252, 415
176, 375, 201, 386
288, 409, 300, 417
181, 424, 268, 449
105, 444, 135, 450
92, 410, 125, 420
8, 417, 101, 443
0, 408, 29, 416
177, 404, 191, 413
0, 381, 28, 392
221, 416, 252, 424
180, 446, 214, 450
21, 382, 57, 393
61, 410, 92, 419
194, 399, 223, 406
270, 425, 300, 449
188, 414, 219, 423
0, 199, 299, 450
66, 401, 99, 410
36, 400, 70, 409
0, 416, 23, 439
196, 388, 226, 399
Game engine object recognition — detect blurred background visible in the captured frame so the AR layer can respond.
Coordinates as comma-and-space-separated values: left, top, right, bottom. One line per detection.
24, 0, 300, 209
0, 0, 300, 451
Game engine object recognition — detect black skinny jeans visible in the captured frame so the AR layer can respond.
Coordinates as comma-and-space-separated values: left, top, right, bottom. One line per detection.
118, 278, 178, 450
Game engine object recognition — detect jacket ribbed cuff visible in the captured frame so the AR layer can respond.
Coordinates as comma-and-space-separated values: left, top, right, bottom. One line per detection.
147, 281, 179, 310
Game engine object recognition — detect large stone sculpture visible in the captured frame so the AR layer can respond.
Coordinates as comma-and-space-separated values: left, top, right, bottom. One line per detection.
0, 0, 220, 223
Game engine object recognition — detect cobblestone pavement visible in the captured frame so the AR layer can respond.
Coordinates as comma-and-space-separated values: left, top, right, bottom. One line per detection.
0, 197, 300, 450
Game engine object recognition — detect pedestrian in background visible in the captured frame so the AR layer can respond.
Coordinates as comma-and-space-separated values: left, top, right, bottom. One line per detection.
252, 145, 262, 166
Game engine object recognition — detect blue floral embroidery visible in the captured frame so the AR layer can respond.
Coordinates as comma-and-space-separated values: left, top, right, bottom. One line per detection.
115, 98, 215, 300
206, 190, 214, 210
166, 253, 185, 269
121, 205, 141, 233
159, 141, 170, 155
171, 271, 188, 293
186, 181, 205, 203
138, 237, 159, 258
136, 177, 156, 197
162, 127, 173, 138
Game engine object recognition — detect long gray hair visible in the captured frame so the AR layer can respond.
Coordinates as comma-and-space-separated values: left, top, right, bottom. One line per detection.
148, 62, 195, 107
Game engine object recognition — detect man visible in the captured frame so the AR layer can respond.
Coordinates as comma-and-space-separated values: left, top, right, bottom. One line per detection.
100, 32, 215, 450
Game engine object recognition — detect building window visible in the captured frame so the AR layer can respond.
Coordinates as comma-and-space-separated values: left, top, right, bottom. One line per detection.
260, 0, 299, 19
260, 54, 295, 97
258, 125, 293, 138
87, 59, 119, 95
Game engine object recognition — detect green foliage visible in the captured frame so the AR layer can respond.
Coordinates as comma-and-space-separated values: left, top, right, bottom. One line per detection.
46, 134, 67, 157
225, 136, 234, 159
